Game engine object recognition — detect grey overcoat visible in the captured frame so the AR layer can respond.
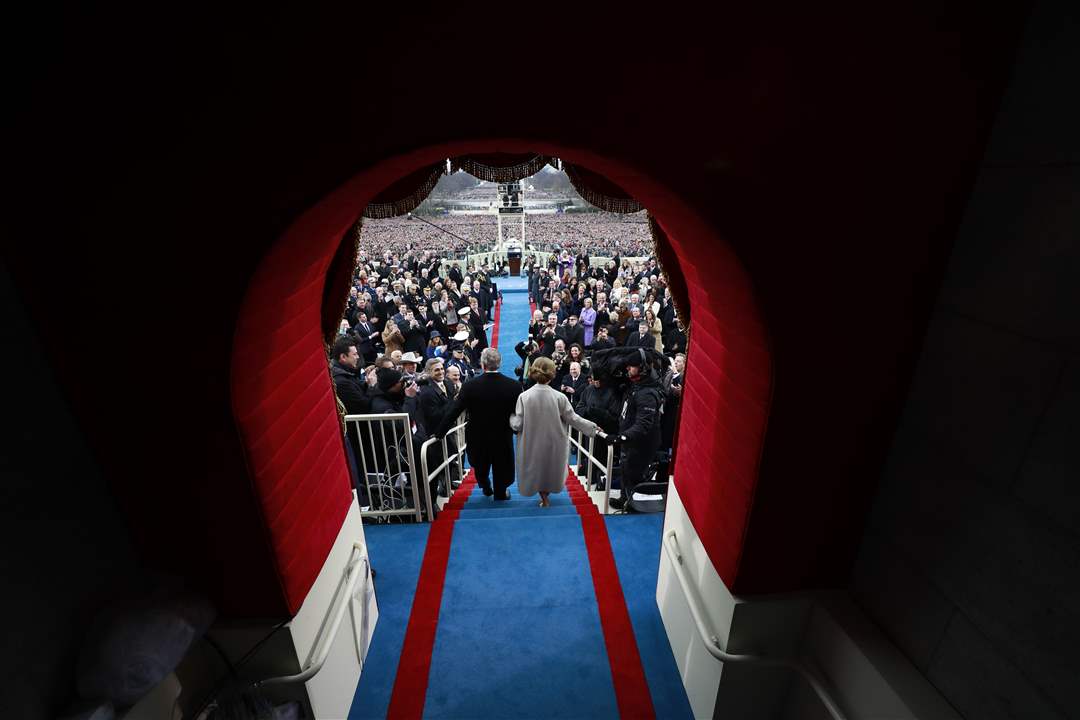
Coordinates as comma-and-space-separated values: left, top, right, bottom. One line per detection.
509, 382, 598, 496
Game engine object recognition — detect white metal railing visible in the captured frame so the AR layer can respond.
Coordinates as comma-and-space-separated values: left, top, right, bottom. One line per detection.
259, 542, 370, 687
420, 420, 468, 511
567, 426, 615, 514
662, 530, 849, 720
345, 413, 427, 523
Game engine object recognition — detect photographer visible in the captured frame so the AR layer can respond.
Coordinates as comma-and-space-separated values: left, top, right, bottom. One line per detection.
594, 350, 667, 512
587, 325, 616, 353
400, 352, 423, 383
562, 314, 585, 348
514, 336, 544, 390
661, 352, 686, 453
539, 313, 560, 356
367, 367, 428, 504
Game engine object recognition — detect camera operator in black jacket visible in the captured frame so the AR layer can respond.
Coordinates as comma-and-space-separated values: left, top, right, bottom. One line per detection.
599, 350, 666, 511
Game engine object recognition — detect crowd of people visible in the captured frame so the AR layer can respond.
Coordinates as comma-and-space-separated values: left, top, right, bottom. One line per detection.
513, 253, 686, 510
329, 207, 687, 516
360, 215, 500, 258
520, 212, 653, 256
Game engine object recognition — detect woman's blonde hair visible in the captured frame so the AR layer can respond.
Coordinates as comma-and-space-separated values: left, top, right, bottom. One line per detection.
528, 356, 557, 384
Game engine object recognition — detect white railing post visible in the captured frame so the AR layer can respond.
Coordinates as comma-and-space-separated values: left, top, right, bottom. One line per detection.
602, 444, 614, 515
345, 413, 433, 523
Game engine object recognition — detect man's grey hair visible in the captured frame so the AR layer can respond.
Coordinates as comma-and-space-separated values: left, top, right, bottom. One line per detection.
480, 347, 501, 371
425, 358, 444, 371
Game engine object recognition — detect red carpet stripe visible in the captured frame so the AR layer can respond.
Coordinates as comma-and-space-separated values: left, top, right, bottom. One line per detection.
567, 469, 657, 719
491, 296, 501, 349
387, 471, 477, 719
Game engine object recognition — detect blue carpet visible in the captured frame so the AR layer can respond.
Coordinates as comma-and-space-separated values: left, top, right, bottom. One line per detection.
351, 287, 691, 719
496, 287, 533, 380
606, 514, 695, 719
423, 514, 620, 719
349, 523, 431, 719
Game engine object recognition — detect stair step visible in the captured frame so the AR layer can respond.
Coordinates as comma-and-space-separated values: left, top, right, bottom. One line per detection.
453, 513, 587, 524
454, 506, 580, 519
460, 499, 574, 510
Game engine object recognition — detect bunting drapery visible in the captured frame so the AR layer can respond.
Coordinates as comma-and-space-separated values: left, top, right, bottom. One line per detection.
362, 162, 447, 219
323, 220, 362, 345
450, 153, 554, 182
648, 214, 691, 329
564, 163, 644, 214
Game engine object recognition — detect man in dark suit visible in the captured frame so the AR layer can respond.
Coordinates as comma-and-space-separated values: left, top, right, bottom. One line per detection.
560, 361, 590, 409
624, 320, 653, 348
561, 314, 585, 348
419, 357, 461, 493
351, 311, 379, 363
434, 347, 521, 499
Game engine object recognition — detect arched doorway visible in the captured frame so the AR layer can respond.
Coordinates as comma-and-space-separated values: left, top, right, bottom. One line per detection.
230, 140, 772, 616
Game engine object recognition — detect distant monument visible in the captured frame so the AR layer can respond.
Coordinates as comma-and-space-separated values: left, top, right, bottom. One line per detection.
496, 181, 525, 250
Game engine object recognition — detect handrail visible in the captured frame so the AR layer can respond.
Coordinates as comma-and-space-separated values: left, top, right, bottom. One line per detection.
259, 543, 369, 687
420, 419, 468, 513
663, 530, 848, 720
567, 427, 614, 514
344, 412, 423, 522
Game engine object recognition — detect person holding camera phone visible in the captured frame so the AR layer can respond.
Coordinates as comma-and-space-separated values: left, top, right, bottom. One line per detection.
661, 352, 686, 453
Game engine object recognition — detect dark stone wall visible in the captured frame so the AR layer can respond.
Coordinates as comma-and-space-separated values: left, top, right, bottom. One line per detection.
850, 1, 1080, 716
0, 263, 138, 718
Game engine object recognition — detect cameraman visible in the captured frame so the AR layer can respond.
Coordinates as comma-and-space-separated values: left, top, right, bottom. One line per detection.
602, 352, 665, 512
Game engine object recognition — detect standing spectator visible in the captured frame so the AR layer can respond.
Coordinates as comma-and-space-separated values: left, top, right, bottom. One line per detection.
351, 311, 379, 363
402, 310, 427, 355
560, 361, 589, 409
625, 320, 653, 349
661, 353, 686, 453
562, 314, 585, 348
645, 309, 664, 353
330, 336, 370, 415
580, 297, 597, 346
381, 319, 405, 355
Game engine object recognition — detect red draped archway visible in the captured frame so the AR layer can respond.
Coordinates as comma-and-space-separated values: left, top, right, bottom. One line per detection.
230, 140, 772, 613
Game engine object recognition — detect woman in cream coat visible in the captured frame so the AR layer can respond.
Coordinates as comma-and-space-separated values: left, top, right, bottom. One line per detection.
509, 356, 599, 507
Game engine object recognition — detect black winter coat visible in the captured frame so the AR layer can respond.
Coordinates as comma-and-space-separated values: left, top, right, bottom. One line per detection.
579, 383, 621, 433
618, 376, 664, 443
332, 362, 371, 415
418, 381, 457, 435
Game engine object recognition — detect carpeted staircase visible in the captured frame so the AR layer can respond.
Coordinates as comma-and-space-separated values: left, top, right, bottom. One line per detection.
351, 280, 693, 719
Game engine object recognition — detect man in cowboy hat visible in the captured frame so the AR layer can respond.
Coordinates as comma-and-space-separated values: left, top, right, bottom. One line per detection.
400, 352, 423, 381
